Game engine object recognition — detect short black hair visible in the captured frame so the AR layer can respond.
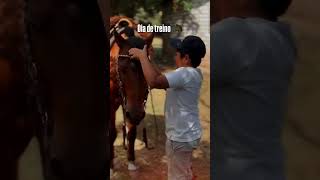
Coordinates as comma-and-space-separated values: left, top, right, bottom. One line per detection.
171, 36, 206, 68
257, 0, 292, 19
178, 49, 203, 68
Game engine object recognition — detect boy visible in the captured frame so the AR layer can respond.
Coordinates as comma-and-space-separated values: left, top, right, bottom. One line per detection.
212, 0, 295, 179
129, 35, 206, 180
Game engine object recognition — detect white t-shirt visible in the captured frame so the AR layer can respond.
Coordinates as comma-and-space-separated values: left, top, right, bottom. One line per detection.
164, 67, 203, 142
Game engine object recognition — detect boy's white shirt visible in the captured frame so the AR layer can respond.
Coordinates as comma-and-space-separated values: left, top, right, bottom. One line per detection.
164, 67, 203, 142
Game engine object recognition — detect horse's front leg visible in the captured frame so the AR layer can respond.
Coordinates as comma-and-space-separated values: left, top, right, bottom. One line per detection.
126, 122, 138, 171
110, 108, 117, 176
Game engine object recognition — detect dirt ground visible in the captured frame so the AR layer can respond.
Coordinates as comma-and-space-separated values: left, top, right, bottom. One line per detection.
111, 56, 211, 180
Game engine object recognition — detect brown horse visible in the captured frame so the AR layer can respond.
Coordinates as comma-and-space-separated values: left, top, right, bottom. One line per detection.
109, 16, 153, 174
0, 0, 109, 180
0, 0, 41, 179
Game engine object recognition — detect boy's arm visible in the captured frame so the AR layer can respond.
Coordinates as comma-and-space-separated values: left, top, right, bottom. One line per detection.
130, 46, 169, 89
148, 46, 163, 75
151, 61, 163, 75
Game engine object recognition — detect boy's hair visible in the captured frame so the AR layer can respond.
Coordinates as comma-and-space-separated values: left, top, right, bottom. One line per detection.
178, 49, 203, 68
257, 0, 292, 19
172, 36, 206, 68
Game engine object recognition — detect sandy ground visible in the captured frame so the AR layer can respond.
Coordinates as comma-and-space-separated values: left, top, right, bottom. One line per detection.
111, 57, 211, 180
18, 138, 43, 180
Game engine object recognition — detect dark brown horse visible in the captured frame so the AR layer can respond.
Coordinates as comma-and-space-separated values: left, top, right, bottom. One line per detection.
0, 0, 41, 179
109, 16, 153, 174
0, 0, 109, 180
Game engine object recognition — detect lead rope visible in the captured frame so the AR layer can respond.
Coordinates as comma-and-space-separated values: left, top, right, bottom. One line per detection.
23, 1, 51, 179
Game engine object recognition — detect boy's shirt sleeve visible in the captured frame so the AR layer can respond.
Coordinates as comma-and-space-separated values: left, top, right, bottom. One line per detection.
164, 68, 186, 89
211, 18, 253, 86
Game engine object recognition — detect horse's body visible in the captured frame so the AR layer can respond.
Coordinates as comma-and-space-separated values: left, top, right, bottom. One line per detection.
0, 0, 108, 180
109, 16, 153, 172
0, 0, 39, 179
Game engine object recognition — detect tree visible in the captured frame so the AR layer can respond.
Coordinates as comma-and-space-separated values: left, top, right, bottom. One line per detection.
111, 0, 194, 64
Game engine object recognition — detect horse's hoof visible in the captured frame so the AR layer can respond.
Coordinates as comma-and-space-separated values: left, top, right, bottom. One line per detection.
128, 161, 139, 171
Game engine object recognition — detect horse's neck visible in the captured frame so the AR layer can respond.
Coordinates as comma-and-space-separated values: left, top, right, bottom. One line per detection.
110, 43, 119, 79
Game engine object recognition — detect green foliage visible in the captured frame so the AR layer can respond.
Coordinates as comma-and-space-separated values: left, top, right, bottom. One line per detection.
111, 0, 194, 21
135, 8, 162, 25
174, 0, 193, 12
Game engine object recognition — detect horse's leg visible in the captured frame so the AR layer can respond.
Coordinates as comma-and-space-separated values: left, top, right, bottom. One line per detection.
122, 123, 127, 149
126, 122, 138, 171
122, 106, 127, 150
142, 127, 149, 149
110, 108, 117, 175
110, 82, 121, 175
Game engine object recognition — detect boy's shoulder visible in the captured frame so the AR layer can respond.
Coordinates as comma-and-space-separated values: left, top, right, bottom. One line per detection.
176, 67, 202, 75
178, 67, 203, 82
212, 17, 250, 35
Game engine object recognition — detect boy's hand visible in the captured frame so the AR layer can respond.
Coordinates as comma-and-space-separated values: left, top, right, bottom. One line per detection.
129, 45, 148, 60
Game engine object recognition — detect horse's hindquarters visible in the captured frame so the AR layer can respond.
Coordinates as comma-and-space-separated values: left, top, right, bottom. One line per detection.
28, 1, 109, 179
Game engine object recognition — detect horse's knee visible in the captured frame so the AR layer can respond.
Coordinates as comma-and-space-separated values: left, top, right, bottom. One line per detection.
127, 126, 137, 141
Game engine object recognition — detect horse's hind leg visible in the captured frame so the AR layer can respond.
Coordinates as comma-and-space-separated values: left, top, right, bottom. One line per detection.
127, 123, 138, 171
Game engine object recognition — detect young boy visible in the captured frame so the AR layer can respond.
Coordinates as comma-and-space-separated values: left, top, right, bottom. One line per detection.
129, 35, 206, 180
212, 0, 295, 180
